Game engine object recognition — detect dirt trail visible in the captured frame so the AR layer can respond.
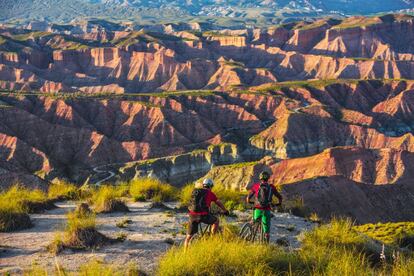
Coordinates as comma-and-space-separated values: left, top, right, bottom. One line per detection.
92, 166, 116, 186
0, 202, 315, 274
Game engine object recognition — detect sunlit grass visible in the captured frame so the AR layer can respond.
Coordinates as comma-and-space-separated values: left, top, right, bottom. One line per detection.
179, 184, 245, 211
159, 218, 414, 276
158, 235, 302, 276
89, 185, 129, 213
128, 178, 178, 202
24, 259, 144, 275
48, 180, 80, 200
355, 222, 414, 245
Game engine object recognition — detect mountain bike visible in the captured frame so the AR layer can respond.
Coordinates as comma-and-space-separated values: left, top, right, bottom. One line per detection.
239, 205, 278, 243
189, 211, 229, 243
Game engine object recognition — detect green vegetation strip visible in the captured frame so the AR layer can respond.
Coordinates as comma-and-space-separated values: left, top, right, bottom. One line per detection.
355, 222, 414, 245
255, 78, 411, 92
0, 79, 411, 102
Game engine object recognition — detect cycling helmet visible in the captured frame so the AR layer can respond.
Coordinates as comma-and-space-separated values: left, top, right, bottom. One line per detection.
259, 171, 270, 181
202, 178, 214, 188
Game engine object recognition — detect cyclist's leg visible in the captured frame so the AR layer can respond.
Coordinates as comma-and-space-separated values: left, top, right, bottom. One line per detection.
262, 210, 271, 243
253, 209, 264, 240
253, 208, 262, 222
185, 215, 200, 249
201, 214, 219, 234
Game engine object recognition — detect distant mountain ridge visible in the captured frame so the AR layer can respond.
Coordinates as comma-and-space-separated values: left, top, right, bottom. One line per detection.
1, 0, 414, 25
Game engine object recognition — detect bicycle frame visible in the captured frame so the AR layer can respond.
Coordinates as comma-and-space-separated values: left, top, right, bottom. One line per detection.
239, 209, 267, 243
198, 222, 212, 237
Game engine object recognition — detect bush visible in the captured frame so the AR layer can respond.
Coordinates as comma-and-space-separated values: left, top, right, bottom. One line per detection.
0, 185, 51, 232
0, 210, 31, 232
179, 184, 194, 208
90, 185, 129, 213
48, 207, 112, 254
158, 236, 304, 276
355, 222, 414, 246
212, 186, 244, 206
179, 184, 245, 211
129, 178, 177, 202
1, 185, 49, 212
48, 180, 80, 200
159, 219, 414, 276
300, 219, 385, 273
302, 219, 381, 255
66, 208, 97, 233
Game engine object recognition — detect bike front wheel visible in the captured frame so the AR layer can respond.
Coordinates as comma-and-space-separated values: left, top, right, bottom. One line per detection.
239, 222, 254, 241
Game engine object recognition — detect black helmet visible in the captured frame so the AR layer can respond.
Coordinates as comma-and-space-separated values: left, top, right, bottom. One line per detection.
259, 171, 270, 181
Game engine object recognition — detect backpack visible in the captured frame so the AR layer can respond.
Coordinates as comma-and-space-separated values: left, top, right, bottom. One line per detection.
188, 188, 209, 213
255, 183, 272, 208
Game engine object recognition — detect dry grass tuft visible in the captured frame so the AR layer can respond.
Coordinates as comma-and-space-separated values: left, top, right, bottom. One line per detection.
48, 206, 112, 254
48, 180, 80, 200
90, 185, 129, 213
129, 178, 177, 202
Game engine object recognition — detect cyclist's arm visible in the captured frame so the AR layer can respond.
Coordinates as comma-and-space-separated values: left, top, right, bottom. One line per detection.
272, 186, 283, 205
215, 199, 229, 213
246, 191, 254, 204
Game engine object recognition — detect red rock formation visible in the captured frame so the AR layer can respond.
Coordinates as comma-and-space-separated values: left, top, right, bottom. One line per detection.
2, 16, 414, 92
282, 175, 414, 223
270, 147, 413, 185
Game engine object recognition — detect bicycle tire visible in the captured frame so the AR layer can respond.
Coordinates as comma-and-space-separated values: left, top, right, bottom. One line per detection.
239, 222, 254, 241
200, 223, 211, 236
251, 221, 261, 242
260, 225, 265, 244
189, 233, 201, 244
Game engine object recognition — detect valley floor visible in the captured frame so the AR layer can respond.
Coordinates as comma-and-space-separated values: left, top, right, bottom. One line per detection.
0, 202, 314, 274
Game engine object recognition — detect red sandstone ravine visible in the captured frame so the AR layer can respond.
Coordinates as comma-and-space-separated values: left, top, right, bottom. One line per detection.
1, 79, 414, 189
2, 15, 414, 93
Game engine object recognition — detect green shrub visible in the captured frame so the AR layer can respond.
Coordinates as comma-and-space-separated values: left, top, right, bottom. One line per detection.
66, 208, 96, 233
212, 186, 244, 205
0, 185, 49, 231
179, 184, 194, 208
179, 184, 245, 210
48, 207, 113, 254
300, 219, 384, 273
302, 219, 377, 253
48, 180, 80, 200
90, 185, 129, 213
355, 222, 414, 245
159, 219, 414, 276
129, 178, 177, 202
224, 200, 244, 212
0, 185, 47, 212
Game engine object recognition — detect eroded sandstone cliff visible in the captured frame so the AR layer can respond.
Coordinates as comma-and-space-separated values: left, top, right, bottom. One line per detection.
2, 15, 414, 93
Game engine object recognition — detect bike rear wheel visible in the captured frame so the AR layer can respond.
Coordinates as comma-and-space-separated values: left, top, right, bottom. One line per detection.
190, 223, 211, 244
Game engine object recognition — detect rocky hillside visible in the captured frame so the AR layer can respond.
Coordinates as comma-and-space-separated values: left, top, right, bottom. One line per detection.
2, 15, 414, 93
2, 16, 414, 223
1, 0, 414, 24
1, 78, 414, 189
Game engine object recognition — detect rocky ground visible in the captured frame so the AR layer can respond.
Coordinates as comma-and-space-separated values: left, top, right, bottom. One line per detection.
0, 201, 315, 275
